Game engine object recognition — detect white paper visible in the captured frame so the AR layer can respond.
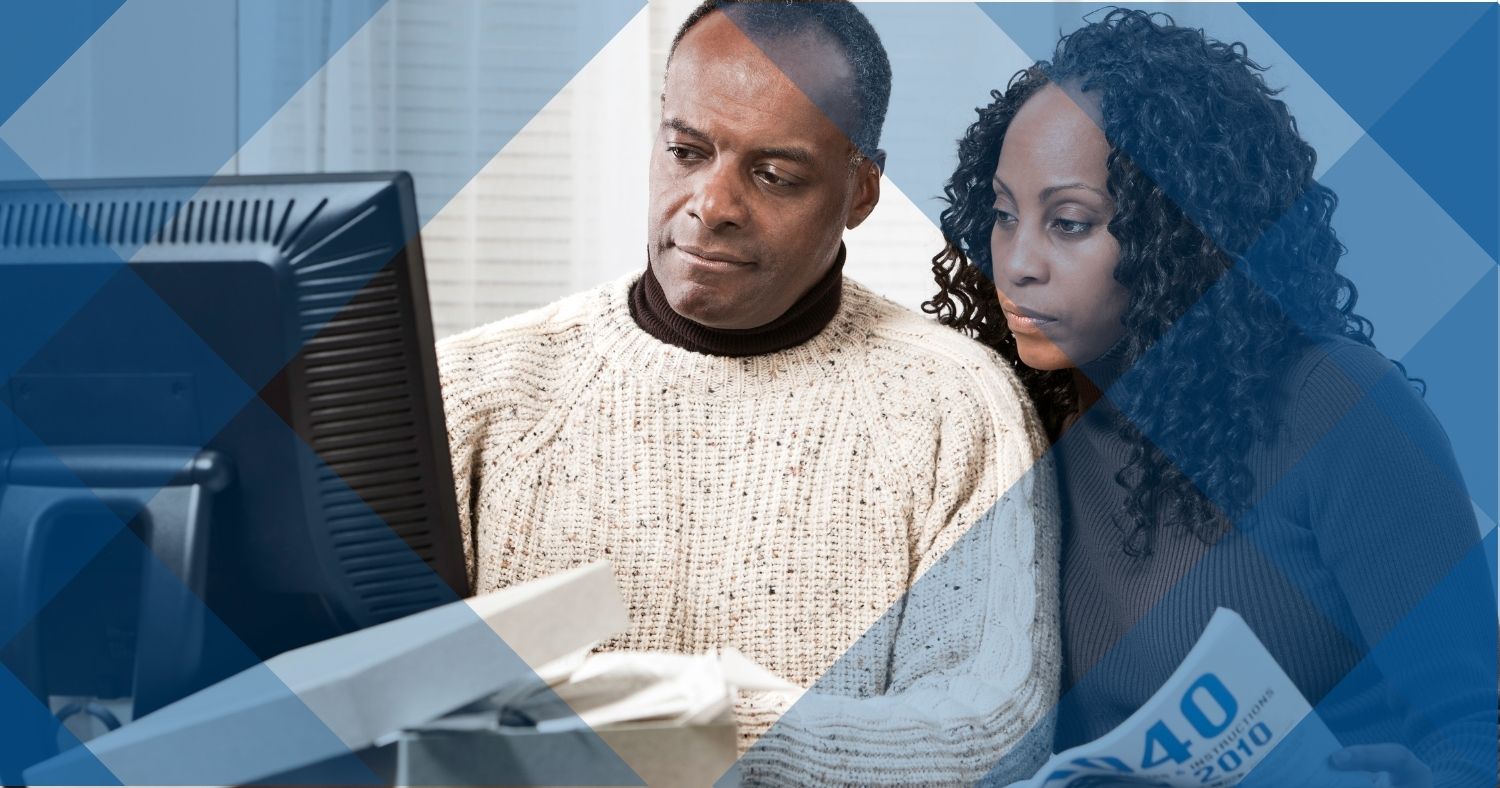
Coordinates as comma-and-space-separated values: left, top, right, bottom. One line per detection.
508, 647, 797, 733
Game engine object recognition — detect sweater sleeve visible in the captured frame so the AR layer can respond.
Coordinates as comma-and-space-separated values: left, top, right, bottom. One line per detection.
435, 333, 490, 591
731, 353, 1061, 787
1292, 343, 1495, 787
432, 296, 601, 593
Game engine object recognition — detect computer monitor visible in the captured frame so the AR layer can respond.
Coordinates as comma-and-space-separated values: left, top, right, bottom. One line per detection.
0, 172, 470, 756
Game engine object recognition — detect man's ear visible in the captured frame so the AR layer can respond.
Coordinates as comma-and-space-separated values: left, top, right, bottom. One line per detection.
846, 149, 885, 230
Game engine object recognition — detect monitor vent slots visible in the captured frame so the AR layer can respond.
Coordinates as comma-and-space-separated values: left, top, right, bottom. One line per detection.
0, 198, 310, 248
295, 245, 447, 622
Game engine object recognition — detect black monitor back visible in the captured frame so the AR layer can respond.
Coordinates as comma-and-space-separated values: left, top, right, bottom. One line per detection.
0, 172, 469, 728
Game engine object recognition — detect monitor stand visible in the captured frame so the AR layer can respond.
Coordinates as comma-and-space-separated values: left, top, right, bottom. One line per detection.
0, 446, 233, 738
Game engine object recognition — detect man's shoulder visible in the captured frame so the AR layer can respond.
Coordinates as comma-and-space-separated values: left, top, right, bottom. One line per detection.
439, 283, 610, 356
844, 279, 1022, 387
837, 280, 1047, 501
841, 279, 1035, 429
435, 279, 626, 413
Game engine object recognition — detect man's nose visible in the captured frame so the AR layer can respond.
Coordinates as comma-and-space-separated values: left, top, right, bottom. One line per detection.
688, 162, 749, 231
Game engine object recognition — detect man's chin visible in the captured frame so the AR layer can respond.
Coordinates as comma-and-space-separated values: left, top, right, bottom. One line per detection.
673, 296, 748, 329
659, 286, 749, 329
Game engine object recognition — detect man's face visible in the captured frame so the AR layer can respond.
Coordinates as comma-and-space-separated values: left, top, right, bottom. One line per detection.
648, 12, 880, 330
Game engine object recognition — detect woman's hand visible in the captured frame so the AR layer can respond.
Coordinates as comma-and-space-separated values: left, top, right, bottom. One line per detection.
1330, 744, 1433, 788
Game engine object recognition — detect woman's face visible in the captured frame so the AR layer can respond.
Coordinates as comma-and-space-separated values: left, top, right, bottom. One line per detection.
991, 84, 1128, 371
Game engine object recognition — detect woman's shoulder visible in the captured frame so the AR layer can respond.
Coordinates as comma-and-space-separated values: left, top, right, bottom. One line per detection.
1273, 334, 1446, 462
1279, 335, 1404, 398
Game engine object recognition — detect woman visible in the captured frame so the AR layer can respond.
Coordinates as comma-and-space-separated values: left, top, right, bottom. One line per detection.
927, 10, 1493, 787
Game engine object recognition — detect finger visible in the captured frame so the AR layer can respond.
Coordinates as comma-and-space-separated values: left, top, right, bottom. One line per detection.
1330, 744, 1431, 783
1331, 744, 1405, 770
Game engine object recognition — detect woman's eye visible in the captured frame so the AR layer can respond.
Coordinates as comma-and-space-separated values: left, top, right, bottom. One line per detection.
992, 208, 1016, 224
1053, 218, 1091, 235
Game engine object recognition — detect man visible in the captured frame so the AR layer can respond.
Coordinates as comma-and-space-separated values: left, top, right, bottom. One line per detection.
437, 1, 1057, 783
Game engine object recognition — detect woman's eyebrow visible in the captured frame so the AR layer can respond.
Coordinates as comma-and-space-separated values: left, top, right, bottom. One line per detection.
1040, 182, 1110, 202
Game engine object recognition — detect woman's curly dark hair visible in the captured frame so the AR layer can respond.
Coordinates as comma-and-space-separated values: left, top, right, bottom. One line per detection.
925, 8, 1397, 555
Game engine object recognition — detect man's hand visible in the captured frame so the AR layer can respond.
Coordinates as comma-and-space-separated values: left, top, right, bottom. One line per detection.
1330, 744, 1433, 788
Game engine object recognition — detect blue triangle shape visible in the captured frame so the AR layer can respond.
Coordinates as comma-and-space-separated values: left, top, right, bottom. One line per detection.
1304, 534, 1498, 782
976, 2, 1097, 63
1367, 5, 1498, 261
0, 664, 118, 785
234, 1, 388, 150
1242, 3, 1489, 133
858, 2, 1037, 228
1400, 267, 1498, 522
0, 2, 125, 124
1318, 134, 1493, 360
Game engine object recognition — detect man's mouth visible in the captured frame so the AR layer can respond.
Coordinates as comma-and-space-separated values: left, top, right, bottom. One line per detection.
675, 244, 754, 267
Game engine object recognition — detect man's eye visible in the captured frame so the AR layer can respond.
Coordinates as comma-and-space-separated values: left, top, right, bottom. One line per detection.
666, 145, 700, 161
755, 169, 791, 187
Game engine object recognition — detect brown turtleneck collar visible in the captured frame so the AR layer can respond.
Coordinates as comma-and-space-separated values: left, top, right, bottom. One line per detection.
628, 245, 845, 357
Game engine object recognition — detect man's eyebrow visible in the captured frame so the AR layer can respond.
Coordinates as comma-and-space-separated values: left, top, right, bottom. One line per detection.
662, 118, 710, 142
662, 118, 815, 166
755, 146, 814, 166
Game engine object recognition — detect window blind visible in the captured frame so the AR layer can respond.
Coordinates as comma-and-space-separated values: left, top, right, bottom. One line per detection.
237, 0, 942, 340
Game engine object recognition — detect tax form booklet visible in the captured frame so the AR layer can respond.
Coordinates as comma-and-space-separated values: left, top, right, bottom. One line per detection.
1009, 608, 1359, 787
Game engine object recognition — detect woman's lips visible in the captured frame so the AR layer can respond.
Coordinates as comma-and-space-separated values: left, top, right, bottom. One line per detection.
1002, 303, 1058, 332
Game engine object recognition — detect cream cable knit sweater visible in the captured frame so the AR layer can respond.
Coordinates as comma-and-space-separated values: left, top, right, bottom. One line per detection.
436, 273, 1060, 786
